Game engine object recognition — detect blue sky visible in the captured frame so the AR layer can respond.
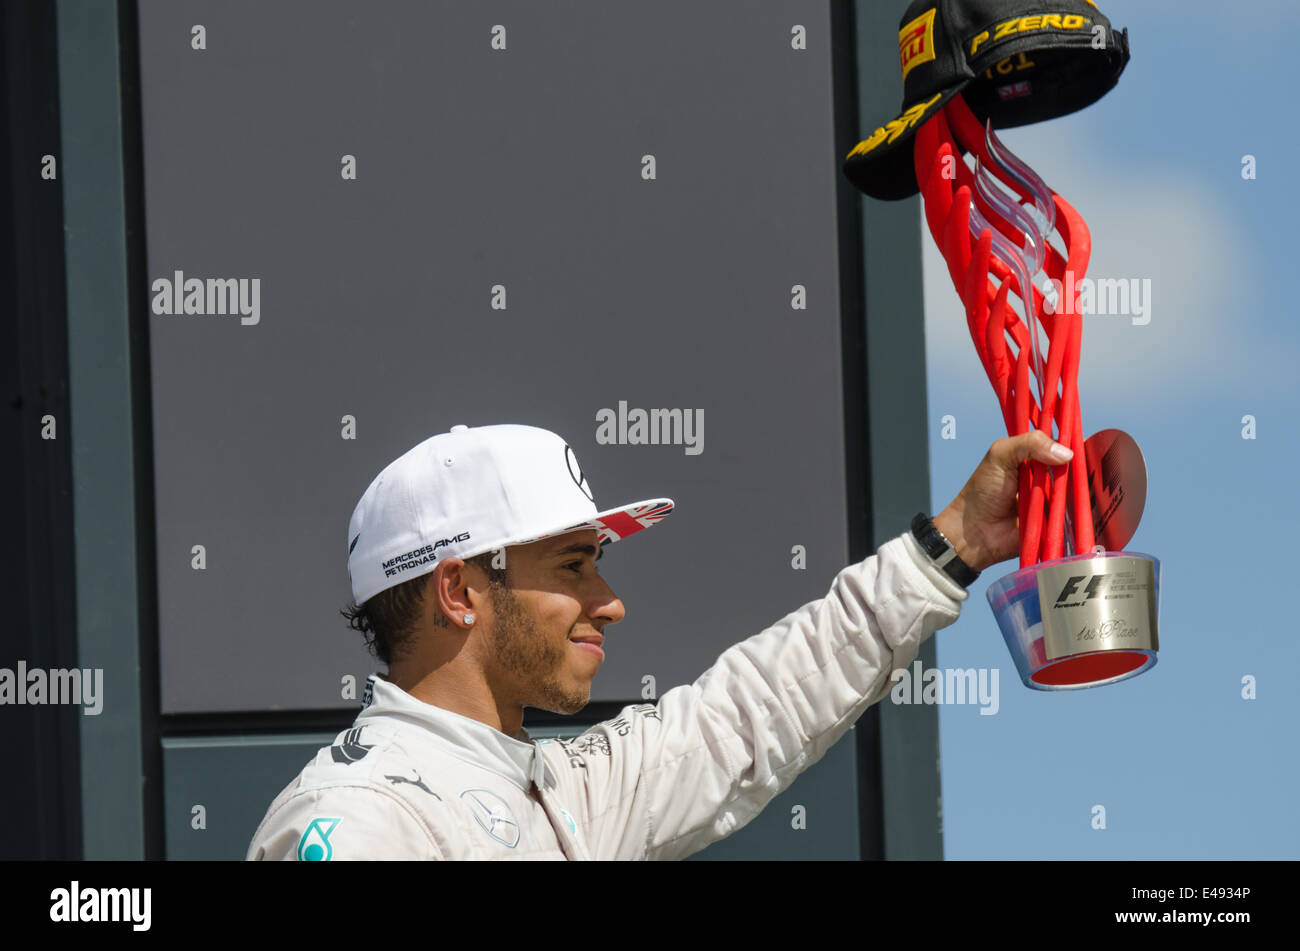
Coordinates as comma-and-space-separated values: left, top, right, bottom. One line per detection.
922, 0, 1300, 858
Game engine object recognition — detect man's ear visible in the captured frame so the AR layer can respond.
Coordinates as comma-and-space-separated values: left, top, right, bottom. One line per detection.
422, 571, 449, 628
431, 558, 475, 629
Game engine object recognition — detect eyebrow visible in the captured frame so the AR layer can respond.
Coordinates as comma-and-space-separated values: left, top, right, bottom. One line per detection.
552, 543, 603, 562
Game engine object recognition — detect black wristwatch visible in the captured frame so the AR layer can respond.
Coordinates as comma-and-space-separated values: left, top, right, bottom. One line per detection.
910, 512, 980, 589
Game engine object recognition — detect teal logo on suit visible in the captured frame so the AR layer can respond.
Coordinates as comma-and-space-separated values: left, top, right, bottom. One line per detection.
298, 818, 342, 861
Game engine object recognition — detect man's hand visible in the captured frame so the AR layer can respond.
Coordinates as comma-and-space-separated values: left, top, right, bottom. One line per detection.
932, 431, 1074, 574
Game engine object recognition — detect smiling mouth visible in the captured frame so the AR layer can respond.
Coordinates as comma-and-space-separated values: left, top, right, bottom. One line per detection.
569, 633, 605, 658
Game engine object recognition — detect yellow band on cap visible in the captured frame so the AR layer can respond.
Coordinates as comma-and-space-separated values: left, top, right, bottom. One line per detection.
899, 8, 938, 81
970, 13, 1090, 58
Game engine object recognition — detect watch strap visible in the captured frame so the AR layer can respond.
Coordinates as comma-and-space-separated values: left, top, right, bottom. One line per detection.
910, 512, 980, 589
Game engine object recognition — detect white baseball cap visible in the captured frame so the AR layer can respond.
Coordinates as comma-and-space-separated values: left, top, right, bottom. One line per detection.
346, 423, 674, 604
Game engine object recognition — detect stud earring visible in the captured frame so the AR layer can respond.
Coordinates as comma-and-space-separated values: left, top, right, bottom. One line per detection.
463, 613, 475, 626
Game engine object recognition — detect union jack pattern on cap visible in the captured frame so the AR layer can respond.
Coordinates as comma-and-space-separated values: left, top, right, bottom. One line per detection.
595, 501, 676, 545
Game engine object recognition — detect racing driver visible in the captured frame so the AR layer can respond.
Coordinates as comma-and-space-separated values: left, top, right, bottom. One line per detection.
247, 422, 1072, 860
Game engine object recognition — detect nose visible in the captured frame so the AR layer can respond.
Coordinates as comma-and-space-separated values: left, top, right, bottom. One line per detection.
591, 576, 626, 626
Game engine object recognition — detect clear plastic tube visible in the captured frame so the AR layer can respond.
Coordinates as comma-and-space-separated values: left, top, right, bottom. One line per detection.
969, 194, 1045, 410
983, 121, 1060, 314
974, 157, 1045, 273
985, 120, 1055, 237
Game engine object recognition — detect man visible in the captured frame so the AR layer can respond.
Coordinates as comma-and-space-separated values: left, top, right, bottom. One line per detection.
247, 422, 1073, 860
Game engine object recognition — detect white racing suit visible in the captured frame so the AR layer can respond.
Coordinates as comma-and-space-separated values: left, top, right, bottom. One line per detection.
246, 531, 967, 860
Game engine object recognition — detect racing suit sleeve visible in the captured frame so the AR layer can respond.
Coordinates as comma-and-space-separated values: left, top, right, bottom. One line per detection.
246, 784, 445, 861
543, 530, 967, 860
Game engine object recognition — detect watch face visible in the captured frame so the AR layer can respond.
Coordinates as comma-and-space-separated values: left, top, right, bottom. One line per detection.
931, 535, 953, 561
911, 514, 945, 557
912, 514, 976, 588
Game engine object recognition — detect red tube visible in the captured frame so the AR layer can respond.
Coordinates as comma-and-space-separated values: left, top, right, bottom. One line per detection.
942, 185, 974, 299
1056, 195, 1095, 552
985, 276, 1014, 411
966, 229, 996, 382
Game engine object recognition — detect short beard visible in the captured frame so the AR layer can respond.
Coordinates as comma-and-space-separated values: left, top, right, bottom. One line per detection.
488, 582, 589, 715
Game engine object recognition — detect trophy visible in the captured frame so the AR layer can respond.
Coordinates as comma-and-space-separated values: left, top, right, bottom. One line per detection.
844, 0, 1158, 689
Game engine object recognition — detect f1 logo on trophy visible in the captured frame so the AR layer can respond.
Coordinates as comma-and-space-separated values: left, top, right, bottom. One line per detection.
845, 0, 1160, 690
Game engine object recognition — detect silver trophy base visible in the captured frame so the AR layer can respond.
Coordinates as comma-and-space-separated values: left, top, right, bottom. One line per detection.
986, 551, 1161, 690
